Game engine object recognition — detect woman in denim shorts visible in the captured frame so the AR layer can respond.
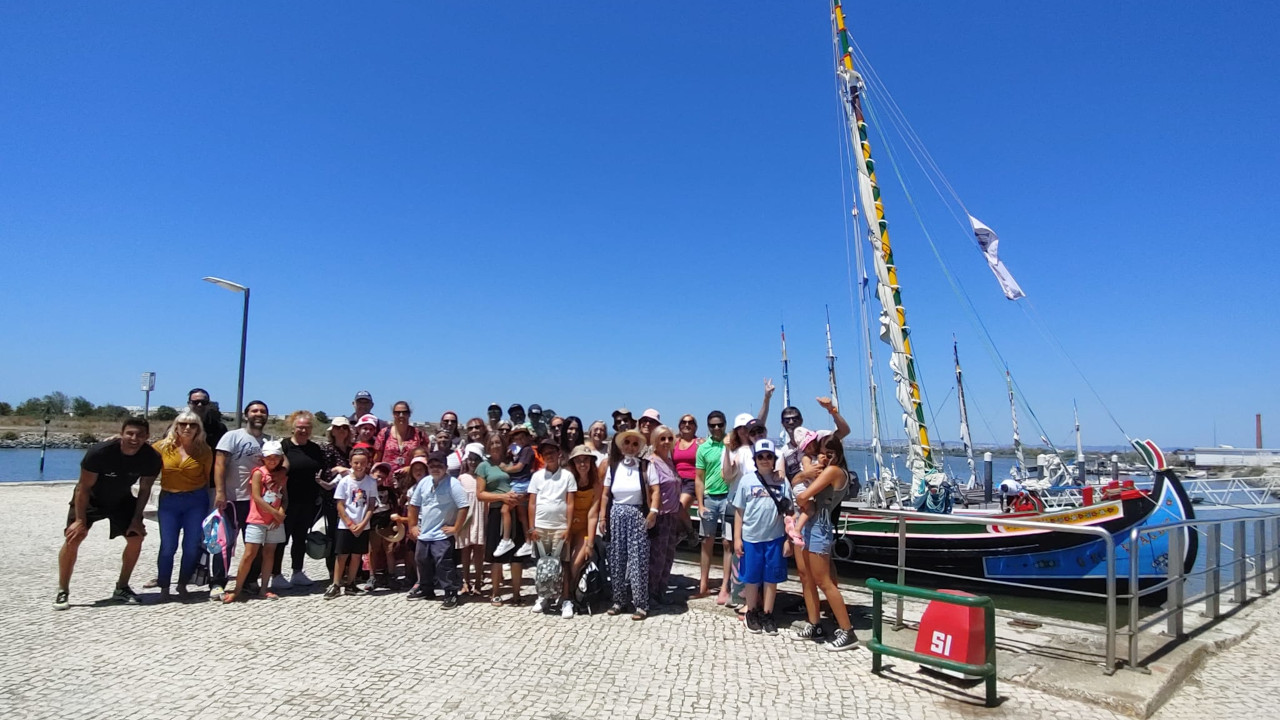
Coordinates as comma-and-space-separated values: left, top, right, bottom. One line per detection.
792, 434, 859, 651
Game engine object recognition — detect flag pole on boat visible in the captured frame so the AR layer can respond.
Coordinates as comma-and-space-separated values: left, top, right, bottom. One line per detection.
780, 324, 791, 411
832, 0, 935, 484
824, 306, 840, 411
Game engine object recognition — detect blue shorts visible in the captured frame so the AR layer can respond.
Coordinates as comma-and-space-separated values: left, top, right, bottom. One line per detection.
802, 515, 834, 556
699, 494, 732, 540
510, 479, 530, 495
740, 536, 787, 585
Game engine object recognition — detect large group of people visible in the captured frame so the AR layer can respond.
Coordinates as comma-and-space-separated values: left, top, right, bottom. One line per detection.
54, 381, 860, 650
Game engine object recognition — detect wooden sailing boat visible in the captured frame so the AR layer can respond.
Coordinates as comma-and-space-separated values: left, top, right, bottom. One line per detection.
826, 0, 1195, 595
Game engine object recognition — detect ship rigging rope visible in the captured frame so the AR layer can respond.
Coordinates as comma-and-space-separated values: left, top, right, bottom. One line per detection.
848, 40, 1133, 446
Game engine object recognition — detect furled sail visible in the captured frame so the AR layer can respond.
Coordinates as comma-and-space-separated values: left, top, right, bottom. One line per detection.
832, 0, 935, 486
955, 341, 977, 489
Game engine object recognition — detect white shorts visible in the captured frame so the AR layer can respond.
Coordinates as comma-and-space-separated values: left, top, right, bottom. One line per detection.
245, 522, 286, 545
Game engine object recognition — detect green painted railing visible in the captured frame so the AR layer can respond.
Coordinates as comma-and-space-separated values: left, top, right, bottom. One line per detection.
866, 578, 998, 708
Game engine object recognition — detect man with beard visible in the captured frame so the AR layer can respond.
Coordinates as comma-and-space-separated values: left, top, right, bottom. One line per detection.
210, 400, 270, 600
187, 388, 227, 455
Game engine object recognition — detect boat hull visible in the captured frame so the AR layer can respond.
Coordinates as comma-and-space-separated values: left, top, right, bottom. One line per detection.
834, 471, 1196, 600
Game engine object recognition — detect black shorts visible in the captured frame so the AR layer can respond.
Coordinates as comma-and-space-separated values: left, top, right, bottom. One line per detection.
66, 492, 136, 540
335, 528, 370, 555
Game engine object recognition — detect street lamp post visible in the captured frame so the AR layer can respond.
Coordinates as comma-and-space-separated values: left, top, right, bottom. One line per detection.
203, 276, 251, 428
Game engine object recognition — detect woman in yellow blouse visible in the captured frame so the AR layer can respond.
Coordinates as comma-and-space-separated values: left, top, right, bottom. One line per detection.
153, 410, 213, 600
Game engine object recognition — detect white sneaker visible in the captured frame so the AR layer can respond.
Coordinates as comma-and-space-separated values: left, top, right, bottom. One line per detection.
530, 597, 545, 614
515, 542, 534, 557
270, 573, 292, 591
495, 538, 516, 555
209, 585, 225, 600
290, 570, 314, 587
561, 600, 574, 619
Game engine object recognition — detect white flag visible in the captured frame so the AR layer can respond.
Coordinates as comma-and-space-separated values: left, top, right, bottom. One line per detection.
969, 215, 1025, 301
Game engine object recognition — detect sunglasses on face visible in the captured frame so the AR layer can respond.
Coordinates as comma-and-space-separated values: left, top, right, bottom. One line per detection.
189, 400, 208, 407
708, 422, 725, 429
442, 418, 457, 424
177, 422, 199, 429
467, 425, 484, 431
394, 410, 411, 416
679, 420, 695, 426
782, 416, 801, 424
748, 429, 767, 437
756, 454, 776, 462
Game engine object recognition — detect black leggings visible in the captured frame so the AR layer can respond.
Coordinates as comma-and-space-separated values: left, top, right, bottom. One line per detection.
275, 496, 336, 575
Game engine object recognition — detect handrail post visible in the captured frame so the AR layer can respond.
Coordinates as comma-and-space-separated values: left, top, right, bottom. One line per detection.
1105, 534, 1117, 674
1256, 520, 1267, 596
1272, 517, 1280, 588
1128, 527, 1142, 669
1234, 521, 1247, 604
895, 515, 906, 630
1165, 526, 1184, 638
871, 586, 884, 674
1203, 524, 1221, 618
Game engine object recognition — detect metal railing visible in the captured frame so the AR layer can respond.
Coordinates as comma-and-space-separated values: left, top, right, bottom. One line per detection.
1124, 512, 1280, 670
838, 509, 1122, 673
867, 578, 998, 707
839, 505, 1280, 675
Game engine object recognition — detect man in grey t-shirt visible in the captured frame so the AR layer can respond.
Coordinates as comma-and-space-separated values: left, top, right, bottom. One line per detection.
210, 400, 269, 599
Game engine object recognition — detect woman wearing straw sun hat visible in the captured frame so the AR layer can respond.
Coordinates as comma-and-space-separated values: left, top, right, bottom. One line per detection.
599, 428, 661, 620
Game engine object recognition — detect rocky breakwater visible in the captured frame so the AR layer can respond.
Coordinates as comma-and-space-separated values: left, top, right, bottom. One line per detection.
0, 431, 95, 449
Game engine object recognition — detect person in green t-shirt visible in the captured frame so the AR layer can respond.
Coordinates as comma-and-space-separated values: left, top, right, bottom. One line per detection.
695, 410, 730, 598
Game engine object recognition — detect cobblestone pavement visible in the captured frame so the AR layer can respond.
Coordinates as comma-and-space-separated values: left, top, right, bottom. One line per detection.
0, 483, 1269, 720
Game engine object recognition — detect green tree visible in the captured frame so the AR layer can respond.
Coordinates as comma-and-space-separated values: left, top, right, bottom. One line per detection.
15, 397, 45, 416
95, 404, 132, 420
41, 391, 70, 415
152, 405, 179, 421
315, 410, 330, 424
0, 401, 11, 416
71, 396, 95, 417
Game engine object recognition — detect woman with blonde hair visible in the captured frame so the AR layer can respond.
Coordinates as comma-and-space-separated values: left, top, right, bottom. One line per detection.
646, 425, 684, 605
153, 410, 213, 600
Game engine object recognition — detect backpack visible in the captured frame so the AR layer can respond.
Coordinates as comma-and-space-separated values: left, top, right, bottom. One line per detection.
535, 553, 563, 604
201, 504, 238, 570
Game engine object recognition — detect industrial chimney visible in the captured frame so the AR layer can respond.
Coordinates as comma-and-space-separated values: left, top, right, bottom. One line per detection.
1257, 413, 1263, 449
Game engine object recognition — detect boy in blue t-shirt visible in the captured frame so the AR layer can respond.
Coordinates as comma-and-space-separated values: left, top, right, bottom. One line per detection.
732, 439, 794, 636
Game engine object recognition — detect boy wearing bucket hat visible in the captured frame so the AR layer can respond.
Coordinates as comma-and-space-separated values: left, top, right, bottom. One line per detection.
732, 439, 794, 635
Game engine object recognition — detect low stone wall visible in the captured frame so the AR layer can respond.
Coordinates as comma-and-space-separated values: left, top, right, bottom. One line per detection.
0, 432, 92, 449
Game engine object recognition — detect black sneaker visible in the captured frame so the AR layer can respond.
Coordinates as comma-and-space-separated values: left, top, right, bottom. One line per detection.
826, 628, 859, 652
53, 590, 70, 611
442, 594, 460, 610
791, 622, 826, 642
344, 583, 364, 595
745, 610, 763, 634
763, 613, 778, 635
406, 585, 429, 601
323, 584, 342, 600
110, 585, 142, 605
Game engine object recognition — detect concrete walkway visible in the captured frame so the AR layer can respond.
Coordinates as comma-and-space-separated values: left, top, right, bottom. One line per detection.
3, 483, 1275, 719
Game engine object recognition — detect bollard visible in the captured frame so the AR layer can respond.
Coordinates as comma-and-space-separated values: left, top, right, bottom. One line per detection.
1234, 521, 1247, 604
1111, 454, 1120, 482
983, 452, 993, 504
1165, 527, 1184, 638
1204, 524, 1221, 618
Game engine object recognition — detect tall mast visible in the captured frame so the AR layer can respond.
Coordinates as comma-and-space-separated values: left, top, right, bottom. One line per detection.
832, 0, 935, 484
954, 339, 977, 489
824, 306, 840, 411
780, 324, 791, 410
1007, 370, 1025, 476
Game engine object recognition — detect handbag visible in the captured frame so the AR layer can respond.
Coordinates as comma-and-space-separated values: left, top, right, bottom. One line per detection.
305, 507, 332, 560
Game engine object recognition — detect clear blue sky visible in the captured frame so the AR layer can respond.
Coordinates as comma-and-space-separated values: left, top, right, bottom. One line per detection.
2, 1, 1277, 450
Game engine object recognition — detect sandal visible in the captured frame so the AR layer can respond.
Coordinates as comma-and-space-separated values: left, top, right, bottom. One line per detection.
607, 603, 624, 616
631, 609, 648, 621
221, 592, 238, 605
264, 592, 280, 600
